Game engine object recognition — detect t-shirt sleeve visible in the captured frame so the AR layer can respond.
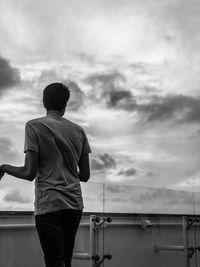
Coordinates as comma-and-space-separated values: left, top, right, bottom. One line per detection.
81, 129, 92, 154
24, 122, 39, 153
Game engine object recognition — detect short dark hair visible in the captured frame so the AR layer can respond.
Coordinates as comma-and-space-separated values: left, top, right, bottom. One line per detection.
43, 83, 70, 111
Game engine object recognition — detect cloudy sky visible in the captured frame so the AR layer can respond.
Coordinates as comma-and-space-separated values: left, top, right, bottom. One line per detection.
0, 0, 200, 213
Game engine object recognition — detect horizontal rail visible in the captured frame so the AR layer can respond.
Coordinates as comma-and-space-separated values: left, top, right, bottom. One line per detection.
154, 244, 185, 252
0, 221, 197, 229
0, 223, 89, 230
73, 252, 90, 260
110, 222, 183, 227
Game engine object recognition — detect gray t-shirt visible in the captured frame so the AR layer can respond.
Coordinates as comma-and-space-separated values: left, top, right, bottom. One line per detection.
24, 114, 91, 215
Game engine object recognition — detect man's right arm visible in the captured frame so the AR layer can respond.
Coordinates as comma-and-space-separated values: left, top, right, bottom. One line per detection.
78, 153, 90, 182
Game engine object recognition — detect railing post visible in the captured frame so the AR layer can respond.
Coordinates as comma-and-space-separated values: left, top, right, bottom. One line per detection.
89, 215, 112, 267
182, 216, 190, 267
90, 215, 95, 267
90, 215, 100, 267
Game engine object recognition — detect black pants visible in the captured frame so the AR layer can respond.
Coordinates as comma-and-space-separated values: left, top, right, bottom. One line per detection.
35, 209, 82, 267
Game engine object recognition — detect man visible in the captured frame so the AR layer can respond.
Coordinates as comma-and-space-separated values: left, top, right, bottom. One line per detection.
0, 82, 91, 267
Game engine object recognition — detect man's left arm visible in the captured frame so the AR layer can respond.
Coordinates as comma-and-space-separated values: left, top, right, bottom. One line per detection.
0, 150, 39, 181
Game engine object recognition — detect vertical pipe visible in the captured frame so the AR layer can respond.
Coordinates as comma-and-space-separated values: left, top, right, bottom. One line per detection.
183, 216, 190, 267
96, 223, 99, 259
103, 183, 105, 267
192, 192, 198, 267
90, 215, 96, 267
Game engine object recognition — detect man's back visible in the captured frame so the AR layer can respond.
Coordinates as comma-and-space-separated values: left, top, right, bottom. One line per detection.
24, 112, 91, 215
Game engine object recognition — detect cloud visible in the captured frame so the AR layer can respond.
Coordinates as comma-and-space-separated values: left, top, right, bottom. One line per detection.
86, 71, 125, 99
75, 52, 95, 64
104, 184, 195, 214
129, 62, 147, 74
0, 137, 13, 153
38, 69, 58, 83
67, 81, 85, 111
85, 70, 138, 109
139, 94, 200, 123
0, 137, 19, 162
91, 159, 105, 170
106, 184, 130, 194
86, 69, 200, 123
136, 187, 193, 205
87, 72, 200, 122
118, 168, 137, 176
134, 93, 200, 124
156, 0, 200, 52
0, 55, 20, 93
91, 153, 116, 171
105, 184, 193, 206
86, 71, 126, 87
3, 189, 31, 203
99, 153, 116, 168
107, 90, 136, 110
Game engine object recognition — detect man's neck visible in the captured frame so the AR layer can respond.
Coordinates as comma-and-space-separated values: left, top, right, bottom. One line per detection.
46, 110, 64, 117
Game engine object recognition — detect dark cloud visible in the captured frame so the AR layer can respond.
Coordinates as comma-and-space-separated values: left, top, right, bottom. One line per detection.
85, 70, 137, 110
107, 90, 137, 110
3, 189, 31, 203
118, 168, 137, 176
139, 94, 200, 123
0, 56, 20, 92
129, 94, 200, 123
86, 69, 200, 123
99, 153, 116, 168
91, 153, 116, 171
88, 71, 200, 123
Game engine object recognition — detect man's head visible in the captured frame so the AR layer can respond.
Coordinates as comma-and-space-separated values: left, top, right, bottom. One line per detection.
43, 83, 70, 113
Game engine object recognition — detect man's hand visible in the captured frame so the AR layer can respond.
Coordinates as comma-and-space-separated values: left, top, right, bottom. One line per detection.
0, 165, 5, 180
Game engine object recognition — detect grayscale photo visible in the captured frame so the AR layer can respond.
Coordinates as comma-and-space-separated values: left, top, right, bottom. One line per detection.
0, 0, 200, 266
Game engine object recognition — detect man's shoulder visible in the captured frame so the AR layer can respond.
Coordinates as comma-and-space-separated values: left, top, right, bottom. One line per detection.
26, 117, 45, 127
64, 118, 84, 131
26, 117, 86, 135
